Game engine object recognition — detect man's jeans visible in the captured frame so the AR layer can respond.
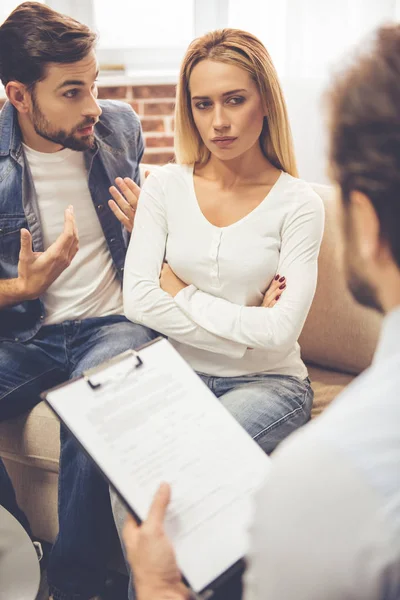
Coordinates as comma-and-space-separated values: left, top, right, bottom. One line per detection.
111, 371, 314, 600
0, 315, 158, 600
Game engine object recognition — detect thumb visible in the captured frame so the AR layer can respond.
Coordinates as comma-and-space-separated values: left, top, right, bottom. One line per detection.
20, 228, 33, 255
147, 482, 171, 527
145, 170, 151, 179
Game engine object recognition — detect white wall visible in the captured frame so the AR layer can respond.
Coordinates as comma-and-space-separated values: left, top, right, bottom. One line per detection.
282, 78, 329, 184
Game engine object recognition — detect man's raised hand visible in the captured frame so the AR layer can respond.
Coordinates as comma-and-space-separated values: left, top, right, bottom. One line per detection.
17, 205, 79, 300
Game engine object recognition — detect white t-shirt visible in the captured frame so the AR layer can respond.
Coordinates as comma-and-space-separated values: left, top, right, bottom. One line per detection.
23, 144, 123, 325
124, 164, 324, 378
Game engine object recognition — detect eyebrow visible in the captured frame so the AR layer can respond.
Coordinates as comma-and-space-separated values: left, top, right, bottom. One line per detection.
191, 88, 247, 100
56, 70, 99, 91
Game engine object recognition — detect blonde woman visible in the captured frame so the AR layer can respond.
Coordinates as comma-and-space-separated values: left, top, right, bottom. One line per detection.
114, 28, 324, 454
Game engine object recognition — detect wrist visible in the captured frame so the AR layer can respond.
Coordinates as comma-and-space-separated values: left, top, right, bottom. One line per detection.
15, 276, 37, 302
171, 283, 187, 298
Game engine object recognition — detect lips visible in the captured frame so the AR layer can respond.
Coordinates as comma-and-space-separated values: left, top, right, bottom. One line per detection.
211, 137, 237, 148
78, 125, 94, 136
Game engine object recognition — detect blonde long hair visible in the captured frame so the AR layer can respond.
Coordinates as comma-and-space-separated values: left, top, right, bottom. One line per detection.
174, 28, 298, 177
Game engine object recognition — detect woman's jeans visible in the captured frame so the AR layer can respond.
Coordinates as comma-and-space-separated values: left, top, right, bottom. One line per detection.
111, 371, 314, 600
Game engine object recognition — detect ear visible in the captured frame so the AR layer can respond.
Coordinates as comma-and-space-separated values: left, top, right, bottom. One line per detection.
349, 190, 380, 261
6, 81, 31, 114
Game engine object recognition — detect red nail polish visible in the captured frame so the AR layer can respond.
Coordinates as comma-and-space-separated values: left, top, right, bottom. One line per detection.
279, 283, 286, 290
275, 275, 280, 281
275, 295, 280, 300
279, 276, 285, 282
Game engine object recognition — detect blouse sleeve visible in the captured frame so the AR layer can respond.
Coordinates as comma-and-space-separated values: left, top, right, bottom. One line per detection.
174, 191, 324, 351
123, 172, 247, 359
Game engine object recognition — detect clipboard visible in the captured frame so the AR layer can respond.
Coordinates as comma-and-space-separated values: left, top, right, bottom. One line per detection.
41, 336, 269, 598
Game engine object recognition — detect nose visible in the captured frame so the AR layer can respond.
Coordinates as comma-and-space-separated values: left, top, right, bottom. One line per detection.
212, 104, 230, 132
82, 92, 102, 121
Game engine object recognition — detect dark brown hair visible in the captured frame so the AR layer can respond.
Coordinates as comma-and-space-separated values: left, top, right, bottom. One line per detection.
328, 25, 400, 267
0, 1, 97, 88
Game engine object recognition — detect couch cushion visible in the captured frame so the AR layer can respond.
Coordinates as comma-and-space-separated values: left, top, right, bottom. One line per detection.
299, 183, 382, 375
308, 364, 354, 418
0, 402, 59, 473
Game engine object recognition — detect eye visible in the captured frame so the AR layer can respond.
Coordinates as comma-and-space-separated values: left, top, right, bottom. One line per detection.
64, 89, 79, 99
226, 96, 245, 106
194, 100, 212, 110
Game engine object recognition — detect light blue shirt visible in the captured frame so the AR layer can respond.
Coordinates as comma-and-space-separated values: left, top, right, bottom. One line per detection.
245, 307, 400, 600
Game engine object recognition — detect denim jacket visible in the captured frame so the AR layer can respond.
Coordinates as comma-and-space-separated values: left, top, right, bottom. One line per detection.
0, 99, 144, 342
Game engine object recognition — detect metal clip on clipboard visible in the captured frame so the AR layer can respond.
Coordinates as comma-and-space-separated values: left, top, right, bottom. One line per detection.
83, 349, 144, 391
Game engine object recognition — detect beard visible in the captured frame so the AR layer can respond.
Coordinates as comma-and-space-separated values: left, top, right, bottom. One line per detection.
31, 92, 96, 151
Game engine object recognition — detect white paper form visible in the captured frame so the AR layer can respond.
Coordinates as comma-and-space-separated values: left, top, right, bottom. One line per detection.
45, 338, 270, 592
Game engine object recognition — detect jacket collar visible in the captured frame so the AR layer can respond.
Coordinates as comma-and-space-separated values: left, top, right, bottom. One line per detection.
0, 101, 23, 158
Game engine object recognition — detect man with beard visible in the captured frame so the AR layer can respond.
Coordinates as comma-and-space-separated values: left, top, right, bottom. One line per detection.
0, 3, 157, 600
119, 24, 400, 600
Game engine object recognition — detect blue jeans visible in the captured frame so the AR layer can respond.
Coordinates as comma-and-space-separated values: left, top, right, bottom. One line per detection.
0, 316, 158, 600
198, 372, 313, 454
111, 370, 313, 600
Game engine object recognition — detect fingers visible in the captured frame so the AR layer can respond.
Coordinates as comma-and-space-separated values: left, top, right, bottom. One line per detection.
110, 177, 139, 211
267, 297, 279, 309
122, 177, 141, 203
108, 199, 133, 233
63, 205, 76, 237
51, 206, 79, 262
146, 483, 171, 529
63, 206, 79, 255
145, 170, 151, 179
109, 178, 139, 233
19, 228, 33, 259
262, 274, 286, 308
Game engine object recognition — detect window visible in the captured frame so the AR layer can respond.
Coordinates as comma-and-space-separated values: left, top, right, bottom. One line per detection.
94, 0, 194, 49
92, 0, 196, 71
55, 0, 229, 71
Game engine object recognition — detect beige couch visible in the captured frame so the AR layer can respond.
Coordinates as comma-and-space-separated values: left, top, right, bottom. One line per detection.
0, 182, 382, 545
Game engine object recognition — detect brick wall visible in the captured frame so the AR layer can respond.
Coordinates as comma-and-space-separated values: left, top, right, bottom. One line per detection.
97, 83, 176, 165
0, 83, 177, 165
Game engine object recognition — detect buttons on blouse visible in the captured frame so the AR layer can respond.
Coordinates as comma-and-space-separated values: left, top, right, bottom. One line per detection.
210, 230, 222, 286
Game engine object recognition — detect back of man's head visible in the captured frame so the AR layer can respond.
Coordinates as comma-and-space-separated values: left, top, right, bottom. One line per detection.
0, 1, 97, 89
328, 25, 400, 271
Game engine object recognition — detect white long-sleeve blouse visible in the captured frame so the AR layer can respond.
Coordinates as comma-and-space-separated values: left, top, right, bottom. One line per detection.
123, 164, 324, 378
